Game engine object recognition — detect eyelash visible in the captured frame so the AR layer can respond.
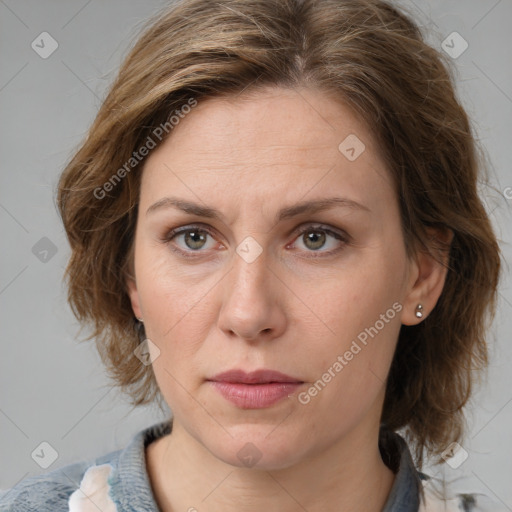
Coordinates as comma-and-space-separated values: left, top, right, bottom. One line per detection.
161, 223, 350, 260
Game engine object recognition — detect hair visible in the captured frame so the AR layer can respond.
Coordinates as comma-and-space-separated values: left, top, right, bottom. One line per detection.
57, 0, 501, 467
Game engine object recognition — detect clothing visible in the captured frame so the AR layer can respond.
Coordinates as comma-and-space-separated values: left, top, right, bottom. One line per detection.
0, 420, 495, 511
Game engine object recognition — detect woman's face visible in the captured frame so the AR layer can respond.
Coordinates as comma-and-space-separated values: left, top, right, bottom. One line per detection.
128, 86, 425, 469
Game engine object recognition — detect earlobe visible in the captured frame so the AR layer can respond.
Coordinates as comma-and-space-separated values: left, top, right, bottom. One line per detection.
401, 227, 453, 326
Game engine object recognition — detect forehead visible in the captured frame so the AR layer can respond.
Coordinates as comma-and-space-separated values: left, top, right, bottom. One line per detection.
159, 86, 377, 156
141, 86, 394, 219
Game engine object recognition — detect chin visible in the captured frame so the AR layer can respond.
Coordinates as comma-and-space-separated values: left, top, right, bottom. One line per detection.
205, 425, 309, 471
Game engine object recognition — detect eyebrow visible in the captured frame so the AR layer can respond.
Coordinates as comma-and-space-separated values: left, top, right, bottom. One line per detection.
146, 196, 371, 223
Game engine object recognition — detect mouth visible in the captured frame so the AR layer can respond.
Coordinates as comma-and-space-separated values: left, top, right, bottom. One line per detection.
207, 368, 304, 385
206, 369, 305, 409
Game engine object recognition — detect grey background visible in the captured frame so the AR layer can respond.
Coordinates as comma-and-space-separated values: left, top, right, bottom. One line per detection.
1, 0, 511, 507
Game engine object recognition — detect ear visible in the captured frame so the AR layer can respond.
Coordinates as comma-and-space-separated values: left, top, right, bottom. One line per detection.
126, 273, 143, 320
401, 227, 453, 326
124, 241, 143, 320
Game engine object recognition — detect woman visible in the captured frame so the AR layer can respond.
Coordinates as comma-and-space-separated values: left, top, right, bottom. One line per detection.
0, 0, 503, 510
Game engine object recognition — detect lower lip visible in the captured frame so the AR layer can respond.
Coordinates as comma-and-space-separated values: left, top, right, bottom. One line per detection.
208, 381, 303, 409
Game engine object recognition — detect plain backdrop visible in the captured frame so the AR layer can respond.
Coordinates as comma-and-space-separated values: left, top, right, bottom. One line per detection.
1, 0, 511, 507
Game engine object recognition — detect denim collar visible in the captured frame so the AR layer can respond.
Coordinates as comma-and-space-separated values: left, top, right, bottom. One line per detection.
100, 420, 422, 511
380, 426, 423, 511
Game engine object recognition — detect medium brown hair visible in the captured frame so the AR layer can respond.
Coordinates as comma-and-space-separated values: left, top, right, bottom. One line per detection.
57, 0, 501, 466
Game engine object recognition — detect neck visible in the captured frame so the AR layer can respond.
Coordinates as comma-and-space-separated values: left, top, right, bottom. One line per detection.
146, 419, 396, 512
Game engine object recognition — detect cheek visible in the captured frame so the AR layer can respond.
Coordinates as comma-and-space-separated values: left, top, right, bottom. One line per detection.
304, 243, 405, 394
296, 296, 401, 436
134, 242, 225, 382
136, 238, 208, 322
314, 251, 404, 342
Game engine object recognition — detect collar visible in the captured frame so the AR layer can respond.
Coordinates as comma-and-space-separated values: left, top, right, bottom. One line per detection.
380, 425, 423, 511
97, 420, 423, 511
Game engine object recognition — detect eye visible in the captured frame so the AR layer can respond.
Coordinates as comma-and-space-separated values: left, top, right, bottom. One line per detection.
164, 225, 220, 257
162, 223, 349, 259
289, 224, 349, 257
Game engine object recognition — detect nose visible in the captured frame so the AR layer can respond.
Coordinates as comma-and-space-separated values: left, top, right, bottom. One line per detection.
217, 246, 287, 342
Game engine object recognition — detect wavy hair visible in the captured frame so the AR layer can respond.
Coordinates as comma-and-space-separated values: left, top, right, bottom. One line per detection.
57, 0, 501, 467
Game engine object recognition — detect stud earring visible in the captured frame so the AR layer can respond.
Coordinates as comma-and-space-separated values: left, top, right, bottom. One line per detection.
136, 317, 143, 322
415, 304, 424, 319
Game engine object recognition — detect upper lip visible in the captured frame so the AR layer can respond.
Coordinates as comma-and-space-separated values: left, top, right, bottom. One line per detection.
208, 369, 303, 384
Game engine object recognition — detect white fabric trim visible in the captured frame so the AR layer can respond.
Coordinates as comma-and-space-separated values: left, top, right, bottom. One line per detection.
68, 463, 118, 512
419, 479, 463, 512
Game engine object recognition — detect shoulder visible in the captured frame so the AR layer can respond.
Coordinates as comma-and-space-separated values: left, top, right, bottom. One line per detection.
0, 451, 120, 512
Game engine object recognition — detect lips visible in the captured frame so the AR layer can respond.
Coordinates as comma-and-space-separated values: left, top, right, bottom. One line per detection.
208, 369, 303, 385
207, 369, 304, 409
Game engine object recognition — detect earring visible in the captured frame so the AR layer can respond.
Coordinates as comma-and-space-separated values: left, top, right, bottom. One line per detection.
415, 304, 424, 319
136, 317, 143, 323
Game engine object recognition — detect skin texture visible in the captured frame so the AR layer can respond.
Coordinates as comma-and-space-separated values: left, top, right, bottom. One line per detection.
127, 86, 451, 512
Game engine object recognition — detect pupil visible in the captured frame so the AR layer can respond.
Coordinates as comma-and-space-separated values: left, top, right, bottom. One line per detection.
305, 230, 325, 250
186, 231, 205, 249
